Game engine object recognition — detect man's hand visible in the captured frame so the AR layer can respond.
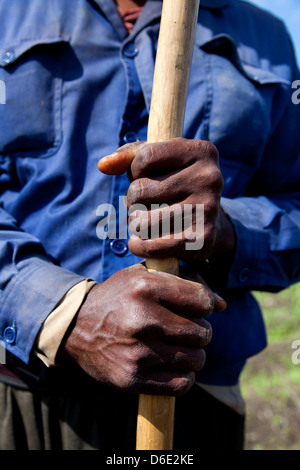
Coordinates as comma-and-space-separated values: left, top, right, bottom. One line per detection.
62, 264, 226, 396
98, 138, 235, 263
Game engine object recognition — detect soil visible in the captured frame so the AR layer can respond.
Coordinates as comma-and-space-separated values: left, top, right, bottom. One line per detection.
242, 343, 300, 450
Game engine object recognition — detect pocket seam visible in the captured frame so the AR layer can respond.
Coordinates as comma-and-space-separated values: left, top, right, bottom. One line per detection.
0, 37, 67, 159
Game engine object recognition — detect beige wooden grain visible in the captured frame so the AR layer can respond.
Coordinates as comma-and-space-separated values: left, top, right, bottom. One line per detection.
136, 0, 200, 451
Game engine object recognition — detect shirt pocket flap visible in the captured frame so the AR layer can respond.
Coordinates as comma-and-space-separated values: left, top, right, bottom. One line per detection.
240, 63, 291, 86
0, 36, 70, 158
0, 36, 70, 68
197, 33, 291, 86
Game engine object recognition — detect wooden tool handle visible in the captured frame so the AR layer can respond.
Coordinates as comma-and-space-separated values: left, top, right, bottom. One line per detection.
136, 0, 200, 451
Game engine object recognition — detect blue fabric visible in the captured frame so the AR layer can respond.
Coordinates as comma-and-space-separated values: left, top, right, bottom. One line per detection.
0, 0, 299, 385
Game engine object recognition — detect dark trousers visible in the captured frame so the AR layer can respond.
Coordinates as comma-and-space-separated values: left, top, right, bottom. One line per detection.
0, 362, 244, 451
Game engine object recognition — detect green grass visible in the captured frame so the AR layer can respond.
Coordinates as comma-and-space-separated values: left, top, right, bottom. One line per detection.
254, 284, 300, 343
240, 282, 300, 450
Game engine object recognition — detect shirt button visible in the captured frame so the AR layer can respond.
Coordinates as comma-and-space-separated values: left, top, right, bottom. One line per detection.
110, 239, 128, 256
123, 43, 139, 59
3, 326, 16, 345
1, 50, 16, 65
239, 266, 250, 283
123, 131, 139, 144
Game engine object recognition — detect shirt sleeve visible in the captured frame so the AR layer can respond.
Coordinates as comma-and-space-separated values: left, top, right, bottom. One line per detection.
221, 50, 300, 293
0, 207, 86, 364
222, 194, 300, 292
200, 32, 300, 294
36, 279, 96, 367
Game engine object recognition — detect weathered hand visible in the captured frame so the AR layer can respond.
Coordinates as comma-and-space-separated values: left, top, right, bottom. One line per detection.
62, 264, 226, 396
98, 138, 235, 263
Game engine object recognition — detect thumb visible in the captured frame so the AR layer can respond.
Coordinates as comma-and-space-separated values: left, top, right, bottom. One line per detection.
98, 141, 146, 175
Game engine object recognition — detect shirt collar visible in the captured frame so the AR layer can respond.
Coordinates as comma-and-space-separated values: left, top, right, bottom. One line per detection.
143, 0, 230, 8
147, 0, 230, 8
92, 0, 230, 42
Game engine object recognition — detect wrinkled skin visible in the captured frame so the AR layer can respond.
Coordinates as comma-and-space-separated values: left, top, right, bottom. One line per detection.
63, 264, 226, 396
98, 138, 235, 262
63, 138, 235, 396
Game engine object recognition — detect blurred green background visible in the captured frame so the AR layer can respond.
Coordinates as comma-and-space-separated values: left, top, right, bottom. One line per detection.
240, 283, 300, 450
238, 0, 300, 451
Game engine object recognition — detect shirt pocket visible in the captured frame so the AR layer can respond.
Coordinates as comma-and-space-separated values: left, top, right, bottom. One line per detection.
0, 37, 69, 158
196, 34, 291, 196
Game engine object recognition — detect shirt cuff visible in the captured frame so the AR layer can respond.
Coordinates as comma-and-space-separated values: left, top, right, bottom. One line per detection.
36, 279, 96, 367
221, 197, 270, 290
0, 256, 86, 364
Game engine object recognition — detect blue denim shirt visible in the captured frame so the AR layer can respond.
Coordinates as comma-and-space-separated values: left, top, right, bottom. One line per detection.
0, 0, 299, 385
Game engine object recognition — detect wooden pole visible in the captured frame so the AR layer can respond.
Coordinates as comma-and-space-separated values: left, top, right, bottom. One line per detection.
136, 0, 200, 451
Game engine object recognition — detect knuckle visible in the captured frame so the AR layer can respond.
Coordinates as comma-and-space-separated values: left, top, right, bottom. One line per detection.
203, 195, 219, 216
192, 348, 206, 371
203, 319, 213, 343
192, 320, 212, 347
198, 287, 215, 315
130, 274, 152, 298
138, 143, 153, 161
135, 144, 157, 173
209, 167, 224, 190
172, 373, 195, 396
127, 178, 147, 205
201, 166, 223, 192
201, 140, 219, 162
172, 136, 188, 148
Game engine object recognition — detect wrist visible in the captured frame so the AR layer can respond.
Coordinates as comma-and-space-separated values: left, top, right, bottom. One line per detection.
213, 207, 236, 256
194, 210, 236, 291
